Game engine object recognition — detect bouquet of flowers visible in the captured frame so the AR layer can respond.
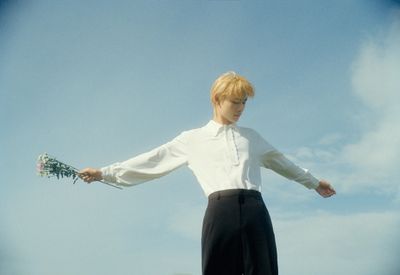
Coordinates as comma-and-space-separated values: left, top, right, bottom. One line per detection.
36, 153, 121, 189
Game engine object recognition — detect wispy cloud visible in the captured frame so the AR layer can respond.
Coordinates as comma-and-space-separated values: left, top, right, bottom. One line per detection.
166, 204, 400, 275
288, 17, 400, 198
340, 17, 400, 191
275, 210, 400, 275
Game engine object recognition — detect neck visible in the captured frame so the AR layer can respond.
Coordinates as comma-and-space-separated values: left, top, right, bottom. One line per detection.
213, 112, 233, 125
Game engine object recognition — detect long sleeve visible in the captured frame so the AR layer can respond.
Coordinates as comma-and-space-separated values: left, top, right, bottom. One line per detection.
261, 150, 320, 189
100, 132, 188, 187
252, 129, 320, 190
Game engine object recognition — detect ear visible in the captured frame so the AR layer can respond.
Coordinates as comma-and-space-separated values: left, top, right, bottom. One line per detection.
213, 100, 221, 114
212, 96, 220, 108
215, 97, 225, 107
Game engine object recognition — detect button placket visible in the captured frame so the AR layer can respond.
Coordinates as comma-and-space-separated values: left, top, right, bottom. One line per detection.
231, 128, 240, 165
226, 127, 239, 166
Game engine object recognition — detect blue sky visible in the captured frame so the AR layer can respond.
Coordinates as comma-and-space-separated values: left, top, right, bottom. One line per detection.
1, 1, 400, 274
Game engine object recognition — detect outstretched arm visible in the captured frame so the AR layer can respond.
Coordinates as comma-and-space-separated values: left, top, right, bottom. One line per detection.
315, 179, 336, 198
261, 150, 336, 198
77, 132, 189, 187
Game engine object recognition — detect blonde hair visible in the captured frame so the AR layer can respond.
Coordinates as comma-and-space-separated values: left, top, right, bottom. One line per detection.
210, 71, 255, 106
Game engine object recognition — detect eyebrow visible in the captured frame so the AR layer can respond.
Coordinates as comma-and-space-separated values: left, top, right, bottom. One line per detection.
232, 98, 247, 102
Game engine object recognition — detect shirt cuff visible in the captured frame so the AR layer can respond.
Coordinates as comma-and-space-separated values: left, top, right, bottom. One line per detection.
100, 166, 116, 183
304, 175, 320, 189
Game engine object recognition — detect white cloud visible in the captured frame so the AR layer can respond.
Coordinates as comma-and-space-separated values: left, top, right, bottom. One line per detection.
167, 205, 400, 275
290, 18, 400, 196
338, 18, 400, 193
274, 211, 400, 275
318, 133, 345, 146
351, 20, 400, 110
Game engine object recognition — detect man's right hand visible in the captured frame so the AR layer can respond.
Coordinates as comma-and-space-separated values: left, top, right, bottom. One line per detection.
78, 168, 103, 183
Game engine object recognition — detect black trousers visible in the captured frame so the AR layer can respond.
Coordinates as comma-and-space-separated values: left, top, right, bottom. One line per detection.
201, 189, 278, 275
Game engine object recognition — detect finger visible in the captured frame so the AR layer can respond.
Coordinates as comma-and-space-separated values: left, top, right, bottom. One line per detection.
321, 188, 334, 198
82, 175, 92, 183
327, 190, 335, 197
78, 172, 88, 178
78, 169, 87, 175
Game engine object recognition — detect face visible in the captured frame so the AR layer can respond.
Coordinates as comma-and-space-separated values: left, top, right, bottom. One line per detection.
215, 97, 247, 124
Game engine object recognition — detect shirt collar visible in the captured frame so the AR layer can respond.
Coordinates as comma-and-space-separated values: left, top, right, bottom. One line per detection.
204, 120, 238, 137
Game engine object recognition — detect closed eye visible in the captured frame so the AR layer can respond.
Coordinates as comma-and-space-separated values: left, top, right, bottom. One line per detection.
231, 98, 247, 105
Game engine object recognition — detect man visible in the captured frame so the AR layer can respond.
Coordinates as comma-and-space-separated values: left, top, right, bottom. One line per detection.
79, 71, 336, 275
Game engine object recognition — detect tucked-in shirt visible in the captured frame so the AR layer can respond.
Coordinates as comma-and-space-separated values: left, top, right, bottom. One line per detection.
101, 120, 320, 197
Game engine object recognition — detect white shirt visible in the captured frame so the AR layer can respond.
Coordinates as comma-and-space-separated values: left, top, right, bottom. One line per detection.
101, 120, 320, 197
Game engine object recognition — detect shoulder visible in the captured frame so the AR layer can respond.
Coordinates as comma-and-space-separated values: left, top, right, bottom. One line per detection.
183, 124, 206, 136
238, 126, 276, 152
238, 126, 264, 140
173, 125, 204, 143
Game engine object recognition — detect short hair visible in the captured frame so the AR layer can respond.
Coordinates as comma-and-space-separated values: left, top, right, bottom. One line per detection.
210, 71, 255, 106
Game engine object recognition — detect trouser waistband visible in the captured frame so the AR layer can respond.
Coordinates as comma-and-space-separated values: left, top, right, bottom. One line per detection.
208, 189, 262, 201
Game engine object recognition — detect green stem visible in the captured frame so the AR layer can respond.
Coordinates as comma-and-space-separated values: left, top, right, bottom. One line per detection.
48, 155, 123, 190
